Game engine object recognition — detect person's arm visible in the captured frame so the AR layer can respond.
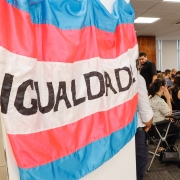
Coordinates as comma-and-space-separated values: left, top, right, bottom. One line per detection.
152, 74, 157, 82
149, 62, 157, 82
178, 90, 180, 99
137, 74, 154, 131
163, 87, 172, 116
144, 118, 153, 132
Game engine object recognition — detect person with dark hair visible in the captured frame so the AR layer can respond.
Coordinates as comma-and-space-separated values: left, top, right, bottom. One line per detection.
149, 78, 179, 149
149, 78, 172, 121
164, 69, 173, 87
171, 75, 180, 110
157, 70, 161, 74
138, 52, 157, 92
176, 71, 180, 76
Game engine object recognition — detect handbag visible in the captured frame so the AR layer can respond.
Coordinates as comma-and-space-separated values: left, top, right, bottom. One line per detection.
159, 146, 179, 163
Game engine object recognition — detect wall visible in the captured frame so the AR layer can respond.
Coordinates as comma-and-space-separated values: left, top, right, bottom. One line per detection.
161, 40, 178, 71
138, 36, 156, 65
156, 40, 178, 72
81, 138, 136, 180
137, 38, 179, 72
2, 124, 136, 180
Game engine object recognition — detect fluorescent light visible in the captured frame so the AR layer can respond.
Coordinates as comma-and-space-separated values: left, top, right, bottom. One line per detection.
134, 17, 160, 24
163, 0, 180, 2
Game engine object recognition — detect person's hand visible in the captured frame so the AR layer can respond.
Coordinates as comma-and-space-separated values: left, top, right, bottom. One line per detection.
144, 124, 151, 132
170, 118, 174, 122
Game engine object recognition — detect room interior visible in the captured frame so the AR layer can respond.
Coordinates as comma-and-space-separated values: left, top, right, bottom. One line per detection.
131, 0, 180, 40
1, 1, 180, 180
131, 1, 180, 179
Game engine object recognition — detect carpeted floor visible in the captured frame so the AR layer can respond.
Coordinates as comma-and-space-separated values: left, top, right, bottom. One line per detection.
145, 168, 180, 180
144, 142, 180, 180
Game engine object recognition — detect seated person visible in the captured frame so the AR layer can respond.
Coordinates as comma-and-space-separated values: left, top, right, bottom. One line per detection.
176, 71, 180, 76
171, 75, 180, 110
171, 68, 177, 78
164, 69, 173, 87
152, 75, 174, 108
149, 78, 179, 150
157, 72, 165, 79
171, 68, 177, 83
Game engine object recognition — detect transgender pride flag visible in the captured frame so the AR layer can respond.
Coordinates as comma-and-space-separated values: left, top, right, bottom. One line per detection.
0, 0, 138, 179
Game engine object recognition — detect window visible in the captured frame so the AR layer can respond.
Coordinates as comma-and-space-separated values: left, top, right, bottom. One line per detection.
157, 40, 162, 71
177, 40, 180, 70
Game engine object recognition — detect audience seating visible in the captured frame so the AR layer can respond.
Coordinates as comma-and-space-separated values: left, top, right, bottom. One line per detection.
147, 111, 180, 171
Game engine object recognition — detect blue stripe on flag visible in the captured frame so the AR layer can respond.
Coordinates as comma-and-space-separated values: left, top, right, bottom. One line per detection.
18, 112, 137, 180
6, 0, 134, 32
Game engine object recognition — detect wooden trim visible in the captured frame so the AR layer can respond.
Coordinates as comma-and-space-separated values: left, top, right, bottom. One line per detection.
137, 36, 156, 65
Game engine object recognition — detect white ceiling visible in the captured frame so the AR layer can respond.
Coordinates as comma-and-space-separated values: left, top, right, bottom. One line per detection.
130, 0, 180, 40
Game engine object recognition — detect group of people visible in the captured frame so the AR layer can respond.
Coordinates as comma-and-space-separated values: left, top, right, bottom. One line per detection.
135, 51, 180, 180
156, 69, 180, 111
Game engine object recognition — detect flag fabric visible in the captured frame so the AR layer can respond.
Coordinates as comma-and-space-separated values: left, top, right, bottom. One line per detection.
0, 0, 138, 180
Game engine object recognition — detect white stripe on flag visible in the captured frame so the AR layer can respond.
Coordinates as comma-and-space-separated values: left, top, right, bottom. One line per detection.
0, 45, 138, 134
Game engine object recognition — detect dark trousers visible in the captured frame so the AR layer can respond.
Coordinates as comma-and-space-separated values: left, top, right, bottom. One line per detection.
135, 129, 149, 180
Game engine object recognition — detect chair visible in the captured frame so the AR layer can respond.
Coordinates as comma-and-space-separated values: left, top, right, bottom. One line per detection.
147, 118, 180, 171
170, 111, 180, 125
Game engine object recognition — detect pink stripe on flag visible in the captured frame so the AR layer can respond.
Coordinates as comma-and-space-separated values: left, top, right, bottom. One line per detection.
0, 1, 137, 62
8, 93, 138, 169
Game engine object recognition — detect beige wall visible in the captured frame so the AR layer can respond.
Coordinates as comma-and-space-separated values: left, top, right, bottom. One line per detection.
156, 40, 178, 72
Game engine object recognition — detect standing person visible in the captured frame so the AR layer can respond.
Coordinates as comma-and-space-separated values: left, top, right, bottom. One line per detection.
139, 52, 157, 91
164, 69, 173, 87
136, 63, 154, 180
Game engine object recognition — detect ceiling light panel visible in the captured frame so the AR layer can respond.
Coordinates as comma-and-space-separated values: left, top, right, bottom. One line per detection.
163, 0, 180, 2
134, 17, 160, 24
